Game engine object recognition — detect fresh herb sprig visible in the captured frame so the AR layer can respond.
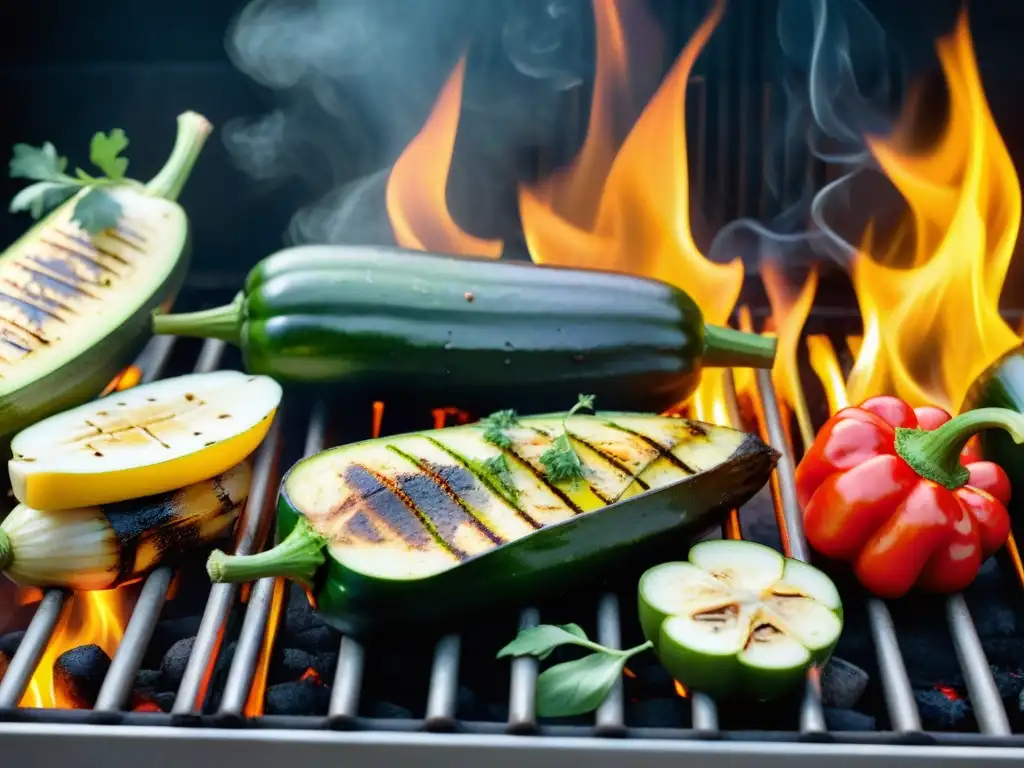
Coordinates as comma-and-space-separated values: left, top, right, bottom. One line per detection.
497, 622, 652, 717
9, 129, 132, 234
480, 408, 520, 449
540, 394, 595, 484
468, 453, 520, 506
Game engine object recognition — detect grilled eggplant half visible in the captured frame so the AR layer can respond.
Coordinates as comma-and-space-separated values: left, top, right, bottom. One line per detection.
207, 410, 778, 637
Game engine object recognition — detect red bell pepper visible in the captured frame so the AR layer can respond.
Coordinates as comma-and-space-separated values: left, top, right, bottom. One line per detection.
795, 395, 1020, 598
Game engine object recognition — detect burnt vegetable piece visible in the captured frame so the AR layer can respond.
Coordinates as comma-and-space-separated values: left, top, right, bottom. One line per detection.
0, 112, 212, 440
638, 540, 843, 701
206, 403, 778, 637
0, 461, 251, 590
150, 244, 777, 414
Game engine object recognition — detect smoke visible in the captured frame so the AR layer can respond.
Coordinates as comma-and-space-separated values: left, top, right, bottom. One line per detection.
707, 0, 906, 272
222, 0, 600, 246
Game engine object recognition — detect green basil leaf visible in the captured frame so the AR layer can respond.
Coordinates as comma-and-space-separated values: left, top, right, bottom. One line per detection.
536, 652, 626, 718
496, 624, 591, 660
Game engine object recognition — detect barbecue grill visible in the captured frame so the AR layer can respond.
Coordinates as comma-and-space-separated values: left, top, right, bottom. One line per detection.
0, 323, 1021, 766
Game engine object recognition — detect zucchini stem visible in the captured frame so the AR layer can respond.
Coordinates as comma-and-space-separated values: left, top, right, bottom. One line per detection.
144, 111, 213, 201
206, 517, 326, 588
152, 291, 244, 345
702, 324, 777, 369
0, 530, 10, 572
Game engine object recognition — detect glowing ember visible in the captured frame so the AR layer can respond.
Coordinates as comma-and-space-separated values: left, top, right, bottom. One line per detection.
386, 56, 503, 257
845, 9, 1020, 413
20, 588, 134, 709
935, 684, 961, 701
99, 365, 143, 397
673, 680, 689, 698
299, 667, 324, 686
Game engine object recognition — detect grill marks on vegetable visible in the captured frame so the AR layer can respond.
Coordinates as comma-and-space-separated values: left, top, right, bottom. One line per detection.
294, 414, 736, 575
0, 205, 155, 368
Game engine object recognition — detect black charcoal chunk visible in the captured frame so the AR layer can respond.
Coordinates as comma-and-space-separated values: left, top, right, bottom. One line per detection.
823, 708, 876, 731
155, 691, 177, 712
160, 636, 196, 691
284, 583, 322, 637
291, 625, 336, 653
54, 644, 111, 708
264, 679, 330, 716
145, 616, 202, 668
133, 668, 162, 696
367, 700, 415, 719
821, 657, 869, 709
269, 647, 338, 686
915, 688, 971, 730
0, 630, 24, 657
627, 697, 690, 728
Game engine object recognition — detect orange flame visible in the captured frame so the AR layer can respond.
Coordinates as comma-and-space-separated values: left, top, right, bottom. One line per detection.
243, 576, 287, 717
99, 365, 143, 397
673, 680, 689, 698
807, 335, 849, 415
19, 588, 134, 708
846, 10, 1020, 413
518, 0, 739, 422
386, 56, 503, 257
299, 667, 324, 686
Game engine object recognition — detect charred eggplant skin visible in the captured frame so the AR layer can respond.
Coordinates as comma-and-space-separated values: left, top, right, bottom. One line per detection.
276, 433, 777, 639
961, 345, 1024, 540
152, 245, 777, 414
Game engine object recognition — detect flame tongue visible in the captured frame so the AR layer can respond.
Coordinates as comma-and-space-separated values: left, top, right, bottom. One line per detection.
845, 10, 1021, 413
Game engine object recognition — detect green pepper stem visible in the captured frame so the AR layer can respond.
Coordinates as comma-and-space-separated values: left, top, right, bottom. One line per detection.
895, 407, 1024, 490
206, 517, 326, 589
152, 291, 244, 345
0, 530, 11, 572
702, 325, 777, 369
144, 111, 213, 201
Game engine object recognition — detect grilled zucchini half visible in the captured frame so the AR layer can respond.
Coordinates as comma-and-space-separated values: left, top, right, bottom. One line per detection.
208, 412, 778, 637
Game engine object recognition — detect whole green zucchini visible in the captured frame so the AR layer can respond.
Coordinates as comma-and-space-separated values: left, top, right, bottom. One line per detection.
961, 345, 1024, 544
151, 244, 777, 414
0, 111, 212, 440
206, 406, 778, 637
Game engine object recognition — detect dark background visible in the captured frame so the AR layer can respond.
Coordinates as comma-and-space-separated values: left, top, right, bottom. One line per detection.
0, 0, 1019, 296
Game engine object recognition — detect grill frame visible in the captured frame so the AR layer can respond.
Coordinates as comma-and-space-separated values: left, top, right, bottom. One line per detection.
0, 334, 1021, 765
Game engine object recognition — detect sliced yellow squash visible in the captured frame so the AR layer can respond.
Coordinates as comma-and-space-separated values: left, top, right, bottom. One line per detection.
8, 370, 281, 509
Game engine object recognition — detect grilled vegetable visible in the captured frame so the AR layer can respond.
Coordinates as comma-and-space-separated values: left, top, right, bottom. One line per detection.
961, 346, 1024, 547
0, 461, 251, 590
8, 370, 282, 510
796, 395, 1018, 598
638, 540, 842, 701
206, 405, 778, 637
0, 111, 213, 440
150, 244, 778, 414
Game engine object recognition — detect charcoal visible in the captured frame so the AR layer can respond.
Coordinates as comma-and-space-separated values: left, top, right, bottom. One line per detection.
627, 697, 689, 728
144, 616, 202, 668
160, 636, 196, 691
823, 708, 875, 731
821, 657, 869, 709
54, 644, 111, 708
155, 691, 177, 712
0, 630, 24, 657
915, 688, 971, 731
133, 668, 162, 696
455, 685, 478, 720
291, 625, 336, 653
270, 647, 338, 685
991, 667, 1024, 701
203, 641, 237, 712
264, 679, 330, 716
283, 583, 322, 637
367, 700, 415, 719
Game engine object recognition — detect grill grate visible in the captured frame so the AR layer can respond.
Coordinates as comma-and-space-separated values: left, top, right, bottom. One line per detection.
0, 334, 1021, 766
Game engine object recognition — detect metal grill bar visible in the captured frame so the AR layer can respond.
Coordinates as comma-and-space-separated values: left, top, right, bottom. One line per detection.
865, 599, 921, 732
0, 336, 177, 709
425, 634, 461, 728
328, 636, 365, 721
593, 594, 625, 735
172, 418, 283, 714
94, 339, 227, 712
506, 608, 540, 732
216, 402, 328, 715
945, 595, 1010, 734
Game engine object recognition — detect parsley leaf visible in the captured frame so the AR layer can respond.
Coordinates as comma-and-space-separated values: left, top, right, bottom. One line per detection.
540, 394, 596, 484
7, 129, 131, 235
481, 408, 520, 449
89, 129, 129, 180
71, 188, 123, 234
484, 454, 520, 503
9, 142, 69, 182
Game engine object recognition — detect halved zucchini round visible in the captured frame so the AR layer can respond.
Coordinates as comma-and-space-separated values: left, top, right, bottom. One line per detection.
637, 539, 843, 701
8, 370, 281, 509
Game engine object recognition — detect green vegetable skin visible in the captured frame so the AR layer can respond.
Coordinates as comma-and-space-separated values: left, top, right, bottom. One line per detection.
638, 540, 843, 701
151, 244, 778, 414
206, 411, 778, 637
0, 112, 212, 440
961, 345, 1024, 545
